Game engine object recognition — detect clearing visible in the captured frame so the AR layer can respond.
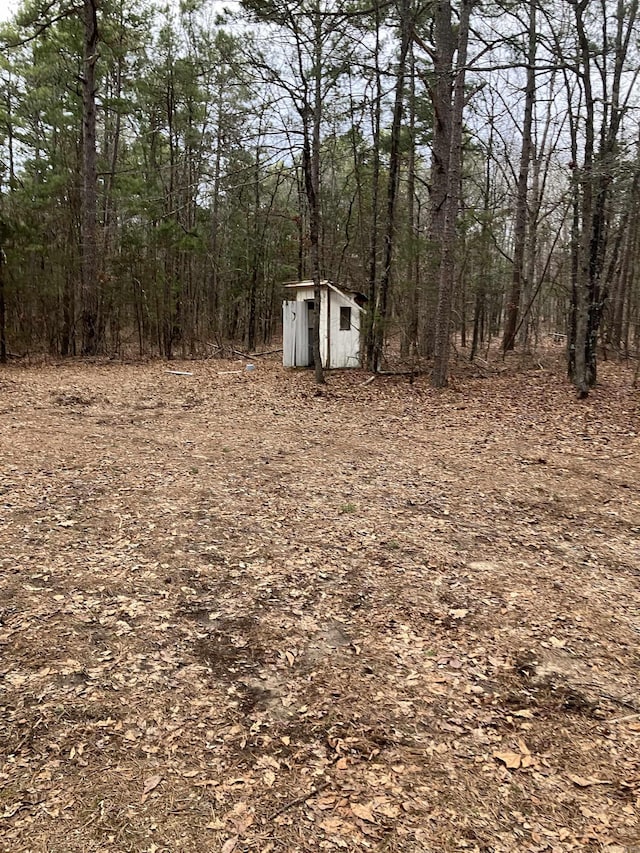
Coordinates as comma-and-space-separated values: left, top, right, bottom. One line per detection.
0, 355, 639, 853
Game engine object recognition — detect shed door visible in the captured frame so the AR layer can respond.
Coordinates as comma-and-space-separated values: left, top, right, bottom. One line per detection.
306, 300, 315, 366
295, 302, 310, 366
283, 301, 296, 367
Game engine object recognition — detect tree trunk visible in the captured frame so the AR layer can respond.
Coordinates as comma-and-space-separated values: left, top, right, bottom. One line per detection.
570, 0, 638, 394
502, 0, 536, 352
406, 46, 419, 356
424, 0, 455, 358
80, 0, 100, 356
373, 0, 412, 372
0, 237, 6, 364
247, 145, 262, 353
209, 92, 223, 339
365, 0, 382, 370
307, 2, 324, 384
611, 210, 639, 350
432, 0, 472, 388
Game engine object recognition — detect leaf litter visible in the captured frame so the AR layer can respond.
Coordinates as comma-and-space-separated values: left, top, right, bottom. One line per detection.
0, 354, 639, 852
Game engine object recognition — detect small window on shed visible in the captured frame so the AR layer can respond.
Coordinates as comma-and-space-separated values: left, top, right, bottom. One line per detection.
339, 306, 351, 331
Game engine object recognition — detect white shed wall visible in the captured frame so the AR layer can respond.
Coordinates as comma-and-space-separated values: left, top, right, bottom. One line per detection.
283, 283, 362, 369
327, 290, 361, 368
282, 301, 297, 367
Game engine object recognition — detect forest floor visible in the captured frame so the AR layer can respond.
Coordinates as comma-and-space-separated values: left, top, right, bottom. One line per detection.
1, 349, 639, 853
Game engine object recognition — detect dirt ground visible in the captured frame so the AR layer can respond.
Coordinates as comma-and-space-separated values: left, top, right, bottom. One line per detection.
1, 352, 639, 853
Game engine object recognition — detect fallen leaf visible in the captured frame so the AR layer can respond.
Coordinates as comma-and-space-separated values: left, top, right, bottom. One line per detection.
320, 817, 347, 833
315, 794, 337, 810
221, 837, 238, 853
351, 802, 376, 822
233, 814, 253, 834
567, 773, 611, 787
449, 609, 469, 619
1, 803, 25, 819
493, 751, 522, 769
142, 775, 162, 795
375, 801, 401, 819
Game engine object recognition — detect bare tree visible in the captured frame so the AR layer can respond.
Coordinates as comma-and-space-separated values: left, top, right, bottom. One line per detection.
241, 0, 355, 383
502, 0, 536, 353
431, 0, 472, 388
371, 0, 414, 372
569, 0, 639, 395
80, 0, 100, 355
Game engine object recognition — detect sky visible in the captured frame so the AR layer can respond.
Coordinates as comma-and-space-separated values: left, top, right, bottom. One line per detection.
0, 0, 18, 22
0, 0, 239, 24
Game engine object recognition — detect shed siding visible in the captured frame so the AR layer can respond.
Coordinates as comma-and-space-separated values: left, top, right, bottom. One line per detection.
283, 283, 362, 369
282, 301, 296, 367
290, 287, 328, 366
295, 302, 310, 366
328, 290, 361, 368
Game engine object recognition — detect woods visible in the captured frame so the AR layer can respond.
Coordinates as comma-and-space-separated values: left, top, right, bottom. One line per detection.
1, 0, 639, 392
2, 3, 640, 844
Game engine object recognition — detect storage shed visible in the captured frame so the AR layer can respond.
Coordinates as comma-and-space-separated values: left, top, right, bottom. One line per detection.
282, 280, 366, 369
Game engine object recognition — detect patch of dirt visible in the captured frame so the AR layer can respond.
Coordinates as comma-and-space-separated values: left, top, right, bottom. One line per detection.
0, 354, 639, 852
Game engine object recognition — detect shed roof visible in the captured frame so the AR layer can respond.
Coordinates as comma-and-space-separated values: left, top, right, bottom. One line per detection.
283, 279, 330, 289
283, 280, 366, 310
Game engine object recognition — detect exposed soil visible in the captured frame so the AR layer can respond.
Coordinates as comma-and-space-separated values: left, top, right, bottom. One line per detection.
0, 353, 639, 852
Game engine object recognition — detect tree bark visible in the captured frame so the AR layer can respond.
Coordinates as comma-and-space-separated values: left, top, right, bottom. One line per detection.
424, 0, 455, 358
570, 0, 638, 394
307, 1, 324, 384
80, 0, 100, 356
365, 0, 382, 370
373, 0, 412, 372
0, 239, 6, 364
432, 0, 472, 388
502, 0, 536, 353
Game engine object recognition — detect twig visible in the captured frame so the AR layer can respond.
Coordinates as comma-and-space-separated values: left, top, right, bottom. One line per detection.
376, 369, 425, 377
601, 692, 640, 712
10, 716, 44, 755
250, 348, 283, 357
609, 712, 640, 724
360, 376, 376, 386
0, 799, 45, 820
266, 780, 330, 821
